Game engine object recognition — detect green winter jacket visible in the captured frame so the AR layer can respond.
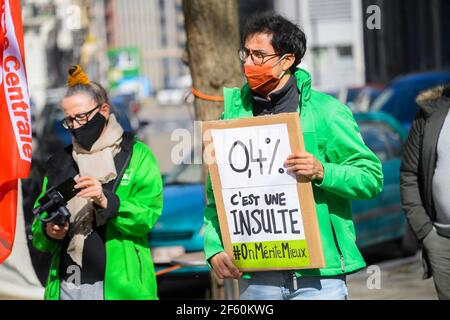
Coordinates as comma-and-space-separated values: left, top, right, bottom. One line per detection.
204, 68, 383, 277
32, 138, 163, 299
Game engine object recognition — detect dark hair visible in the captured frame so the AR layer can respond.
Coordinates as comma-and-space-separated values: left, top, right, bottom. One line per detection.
242, 13, 307, 73
64, 81, 110, 106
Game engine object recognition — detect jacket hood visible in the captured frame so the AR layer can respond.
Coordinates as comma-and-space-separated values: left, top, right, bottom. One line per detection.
416, 84, 450, 116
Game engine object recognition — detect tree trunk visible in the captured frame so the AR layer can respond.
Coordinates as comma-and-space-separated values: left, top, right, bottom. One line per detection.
182, 0, 243, 300
182, 0, 243, 122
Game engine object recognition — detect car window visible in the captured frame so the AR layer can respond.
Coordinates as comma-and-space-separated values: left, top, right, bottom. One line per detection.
371, 88, 393, 112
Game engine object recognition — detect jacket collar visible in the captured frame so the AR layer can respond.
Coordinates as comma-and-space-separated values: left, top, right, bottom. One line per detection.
416, 84, 450, 117
293, 68, 311, 104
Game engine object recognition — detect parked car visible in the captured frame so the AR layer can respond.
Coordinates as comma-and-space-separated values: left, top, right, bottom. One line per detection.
352, 112, 417, 254
151, 161, 210, 298
351, 84, 384, 112
338, 86, 364, 107
151, 162, 205, 273
149, 111, 417, 284
371, 71, 450, 129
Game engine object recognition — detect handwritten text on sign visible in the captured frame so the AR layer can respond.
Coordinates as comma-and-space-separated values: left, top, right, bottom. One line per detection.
211, 124, 310, 269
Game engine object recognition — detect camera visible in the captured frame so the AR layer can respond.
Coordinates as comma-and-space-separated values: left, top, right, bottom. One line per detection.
32, 178, 78, 226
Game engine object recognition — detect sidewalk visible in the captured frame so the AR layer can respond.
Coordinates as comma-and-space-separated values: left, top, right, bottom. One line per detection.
347, 252, 437, 300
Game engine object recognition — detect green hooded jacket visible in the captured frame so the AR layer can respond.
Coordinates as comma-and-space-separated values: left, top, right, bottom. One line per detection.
204, 69, 383, 277
32, 138, 163, 299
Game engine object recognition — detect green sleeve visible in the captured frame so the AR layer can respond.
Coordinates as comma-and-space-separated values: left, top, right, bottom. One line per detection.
31, 176, 61, 253
315, 106, 384, 200
111, 144, 163, 237
203, 173, 224, 264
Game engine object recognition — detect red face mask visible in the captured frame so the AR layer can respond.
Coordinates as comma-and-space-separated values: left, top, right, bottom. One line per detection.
244, 55, 287, 96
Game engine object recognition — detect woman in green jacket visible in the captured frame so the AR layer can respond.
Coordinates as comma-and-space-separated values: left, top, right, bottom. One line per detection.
204, 14, 383, 300
32, 65, 163, 300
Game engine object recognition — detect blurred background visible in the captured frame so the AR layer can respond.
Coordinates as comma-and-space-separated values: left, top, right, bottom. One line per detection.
1, 0, 450, 300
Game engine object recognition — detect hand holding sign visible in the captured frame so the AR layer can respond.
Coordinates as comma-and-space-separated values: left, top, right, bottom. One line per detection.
285, 152, 324, 182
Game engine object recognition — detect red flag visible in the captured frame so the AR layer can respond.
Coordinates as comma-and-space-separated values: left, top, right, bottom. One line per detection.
0, 0, 32, 263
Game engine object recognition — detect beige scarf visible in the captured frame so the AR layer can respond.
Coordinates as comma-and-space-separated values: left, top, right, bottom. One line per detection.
67, 114, 124, 267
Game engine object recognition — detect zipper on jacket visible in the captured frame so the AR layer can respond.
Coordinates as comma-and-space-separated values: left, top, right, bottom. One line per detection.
340, 255, 345, 273
330, 221, 345, 273
135, 247, 143, 283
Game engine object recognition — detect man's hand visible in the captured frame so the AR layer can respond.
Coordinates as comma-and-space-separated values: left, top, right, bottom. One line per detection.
210, 252, 243, 280
45, 222, 69, 240
75, 176, 107, 208
284, 152, 324, 182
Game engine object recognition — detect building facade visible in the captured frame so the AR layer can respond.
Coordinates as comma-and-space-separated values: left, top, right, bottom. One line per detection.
104, 0, 188, 91
362, 0, 450, 84
275, 0, 366, 92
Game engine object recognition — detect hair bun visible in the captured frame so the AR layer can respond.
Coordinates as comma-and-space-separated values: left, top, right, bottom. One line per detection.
67, 65, 90, 87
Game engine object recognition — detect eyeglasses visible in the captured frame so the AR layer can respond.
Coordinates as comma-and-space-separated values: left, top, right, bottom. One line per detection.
238, 48, 280, 66
61, 104, 102, 129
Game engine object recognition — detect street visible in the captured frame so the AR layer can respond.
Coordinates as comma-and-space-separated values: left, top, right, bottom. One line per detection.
348, 243, 437, 300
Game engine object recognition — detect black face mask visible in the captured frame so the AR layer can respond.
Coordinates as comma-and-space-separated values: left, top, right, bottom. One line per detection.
69, 112, 106, 151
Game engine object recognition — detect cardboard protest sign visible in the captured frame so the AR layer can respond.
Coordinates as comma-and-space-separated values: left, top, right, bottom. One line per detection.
202, 113, 325, 271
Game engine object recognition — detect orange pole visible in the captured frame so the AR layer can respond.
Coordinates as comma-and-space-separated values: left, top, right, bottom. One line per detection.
155, 265, 183, 277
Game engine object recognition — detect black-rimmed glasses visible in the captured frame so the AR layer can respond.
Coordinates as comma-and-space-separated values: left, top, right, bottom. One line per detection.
238, 48, 280, 66
61, 104, 102, 129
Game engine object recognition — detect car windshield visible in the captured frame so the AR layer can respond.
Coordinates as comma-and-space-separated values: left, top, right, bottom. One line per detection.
371, 88, 394, 111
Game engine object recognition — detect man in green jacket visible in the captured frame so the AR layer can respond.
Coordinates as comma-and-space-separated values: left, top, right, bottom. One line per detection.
204, 14, 383, 300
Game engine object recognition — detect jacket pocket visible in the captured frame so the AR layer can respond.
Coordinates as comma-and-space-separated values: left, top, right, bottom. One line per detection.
134, 246, 143, 284
329, 218, 345, 273
421, 249, 432, 279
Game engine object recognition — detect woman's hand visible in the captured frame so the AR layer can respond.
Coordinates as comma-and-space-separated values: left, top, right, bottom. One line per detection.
284, 152, 324, 182
75, 176, 107, 208
45, 222, 69, 240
